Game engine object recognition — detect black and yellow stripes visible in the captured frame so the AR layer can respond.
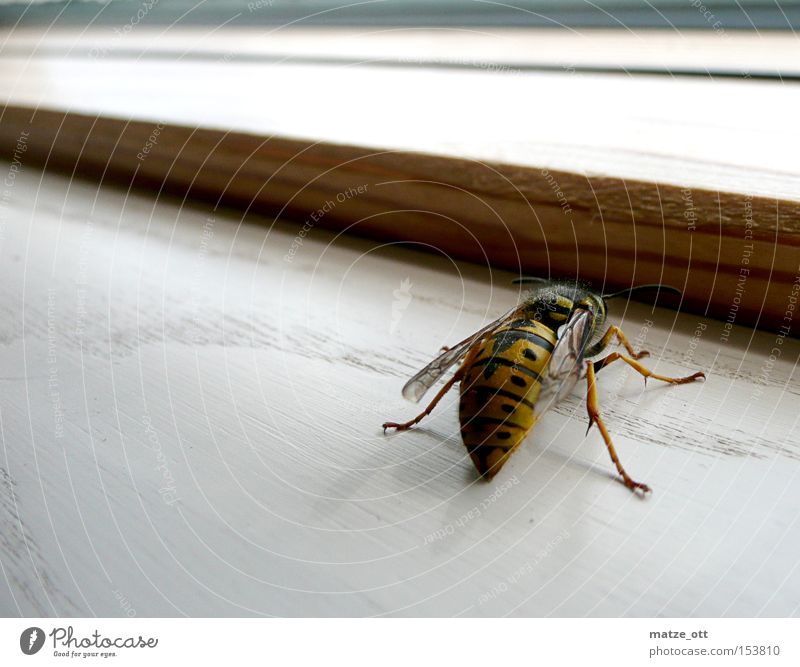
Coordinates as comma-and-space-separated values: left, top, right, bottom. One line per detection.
382, 279, 702, 492
458, 319, 557, 479
547, 295, 574, 323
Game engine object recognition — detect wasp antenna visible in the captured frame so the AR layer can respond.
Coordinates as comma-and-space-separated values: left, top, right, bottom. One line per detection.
602, 284, 682, 301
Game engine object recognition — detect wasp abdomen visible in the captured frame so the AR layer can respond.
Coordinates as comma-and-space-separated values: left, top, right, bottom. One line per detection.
458, 320, 557, 479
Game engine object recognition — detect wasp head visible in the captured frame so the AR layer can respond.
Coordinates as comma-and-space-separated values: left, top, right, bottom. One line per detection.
514, 276, 681, 338
515, 278, 605, 332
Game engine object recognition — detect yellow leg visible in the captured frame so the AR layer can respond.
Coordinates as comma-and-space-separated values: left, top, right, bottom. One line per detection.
382, 374, 460, 433
585, 361, 651, 495
382, 344, 479, 433
587, 324, 650, 360
585, 353, 704, 494
593, 352, 706, 385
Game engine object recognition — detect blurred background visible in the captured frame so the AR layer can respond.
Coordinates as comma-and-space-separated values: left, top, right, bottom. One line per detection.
2, 0, 800, 29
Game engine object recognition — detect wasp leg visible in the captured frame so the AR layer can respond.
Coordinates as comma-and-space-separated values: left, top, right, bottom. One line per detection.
383, 344, 480, 433
382, 374, 460, 433
585, 354, 704, 494
585, 325, 650, 361
585, 360, 651, 496
593, 352, 705, 385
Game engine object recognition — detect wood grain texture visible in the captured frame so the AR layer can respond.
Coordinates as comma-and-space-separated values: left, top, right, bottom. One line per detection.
0, 163, 798, 617
1, 26, 799, 334
1, 101, 798, 336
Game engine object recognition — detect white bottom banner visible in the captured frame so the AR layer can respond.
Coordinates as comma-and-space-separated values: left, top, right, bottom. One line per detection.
0, 618, 795, 666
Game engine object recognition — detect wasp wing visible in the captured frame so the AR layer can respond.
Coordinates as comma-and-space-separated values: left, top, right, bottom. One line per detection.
534, 307, 594, 417
401, 305, 521, 403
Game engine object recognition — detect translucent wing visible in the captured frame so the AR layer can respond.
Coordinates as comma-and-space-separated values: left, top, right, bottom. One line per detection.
402, 305, 521, 403
534, 308, 594, 417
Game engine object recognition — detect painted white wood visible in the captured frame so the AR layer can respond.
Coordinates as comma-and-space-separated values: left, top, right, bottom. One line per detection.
0, 165, 798, 617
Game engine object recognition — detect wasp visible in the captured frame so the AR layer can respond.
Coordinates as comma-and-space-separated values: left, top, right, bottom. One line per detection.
382, 278, 705, 494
